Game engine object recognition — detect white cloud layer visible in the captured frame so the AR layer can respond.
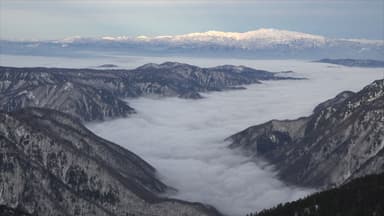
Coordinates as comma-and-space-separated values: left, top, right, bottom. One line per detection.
85, 59, 384, 215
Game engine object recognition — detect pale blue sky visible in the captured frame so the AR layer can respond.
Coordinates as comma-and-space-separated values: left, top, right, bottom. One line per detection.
0, 0, 383, 40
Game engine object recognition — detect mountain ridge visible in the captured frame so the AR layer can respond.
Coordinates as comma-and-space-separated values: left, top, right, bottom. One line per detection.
227, 79, 384, 188
55, 29, 383, 45
0, 63, 295, 121
2, 29, 383, 59
314, 58, 384, 67
0, 107, 222, 216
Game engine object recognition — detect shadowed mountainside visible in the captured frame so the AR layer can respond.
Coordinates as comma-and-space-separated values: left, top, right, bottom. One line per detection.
0, 205, 33, 216
247, 173, 384, 216
228, 79, 384, 188
0, 107, 222, 216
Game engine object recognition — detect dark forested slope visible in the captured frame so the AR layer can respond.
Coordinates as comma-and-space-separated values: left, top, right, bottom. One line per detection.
248, 173, 384, 216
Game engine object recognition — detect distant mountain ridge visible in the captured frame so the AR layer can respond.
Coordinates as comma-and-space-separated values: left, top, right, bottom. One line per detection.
2, 29, 383, 59
0, 62, 295, 121
315, 58, 384, 67
227, 79, 384, 188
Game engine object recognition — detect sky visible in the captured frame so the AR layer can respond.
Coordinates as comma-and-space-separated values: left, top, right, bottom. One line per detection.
0, 0, 383, 40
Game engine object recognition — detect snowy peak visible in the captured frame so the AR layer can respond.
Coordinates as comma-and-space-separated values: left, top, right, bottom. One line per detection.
62, 28, 378, 45
151, 29, 327, 43
99, 29, 329, 47
99, 29, 327, 42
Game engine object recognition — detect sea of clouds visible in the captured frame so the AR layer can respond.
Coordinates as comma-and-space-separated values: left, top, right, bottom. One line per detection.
2, 54, 382, 215
82, 58, 384, 215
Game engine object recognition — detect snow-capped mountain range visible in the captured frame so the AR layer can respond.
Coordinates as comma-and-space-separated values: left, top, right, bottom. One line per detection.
100, 29, 328, 47
1, 29, 383, 59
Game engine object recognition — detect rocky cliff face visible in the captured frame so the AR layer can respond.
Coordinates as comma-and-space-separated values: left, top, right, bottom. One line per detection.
0, 108, 221, 216
227, 79, 384, 188
0, 67, 136, 122
0, 62, 294, 121
0, 205, 32, 216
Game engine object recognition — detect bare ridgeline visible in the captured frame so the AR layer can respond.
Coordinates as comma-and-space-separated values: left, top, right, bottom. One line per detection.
0, 62, 383, 216
0, 62, 296, 121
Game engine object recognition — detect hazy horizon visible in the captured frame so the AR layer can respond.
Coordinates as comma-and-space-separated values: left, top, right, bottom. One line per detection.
1, 0, 383, 40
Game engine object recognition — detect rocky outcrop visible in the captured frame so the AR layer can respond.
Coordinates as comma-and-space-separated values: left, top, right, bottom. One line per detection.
0, 205, 33, 216
227, 79, 384, 188
0, 108, 221, 216
0, 62, 296, 121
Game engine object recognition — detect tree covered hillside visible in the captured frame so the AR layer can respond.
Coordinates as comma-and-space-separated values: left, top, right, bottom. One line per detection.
248, 173, 384, 216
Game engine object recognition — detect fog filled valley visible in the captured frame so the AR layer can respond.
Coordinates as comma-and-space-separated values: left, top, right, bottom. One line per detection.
1, 0, 384, 215
74, 57, 383, 215
1, 54, 383, 216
